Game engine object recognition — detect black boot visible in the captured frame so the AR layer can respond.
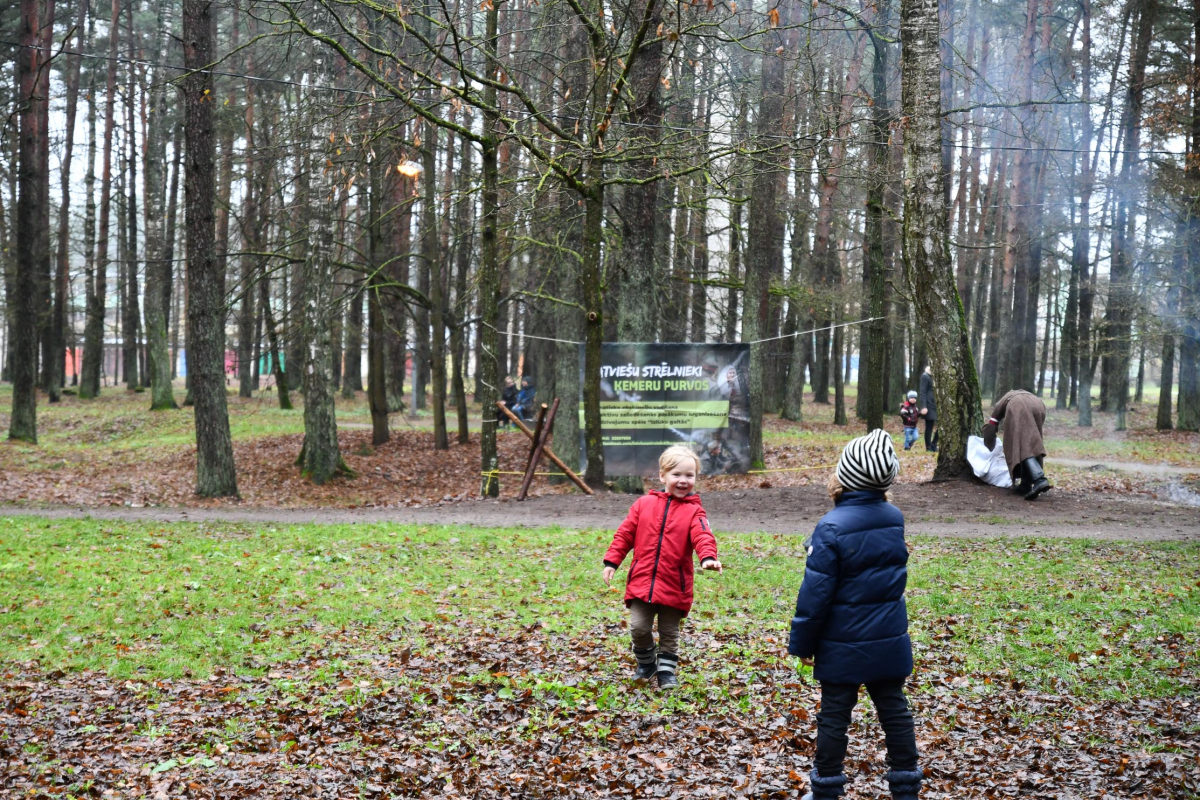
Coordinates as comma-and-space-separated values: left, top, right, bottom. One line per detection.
888, 767, 921, 800
800, 770, 847, 800
1010, 461, 1029, 495
886, 769, 922, 800
656, 651, 679, 690
633, 646, 657, 682
1021, 457, 1050, 501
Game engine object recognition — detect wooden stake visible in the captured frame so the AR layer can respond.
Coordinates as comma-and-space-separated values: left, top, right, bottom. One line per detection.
495, 401, 594, 495
519, 399, 559, 501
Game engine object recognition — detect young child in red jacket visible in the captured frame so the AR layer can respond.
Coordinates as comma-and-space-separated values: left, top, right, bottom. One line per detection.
602, 445, 722, 689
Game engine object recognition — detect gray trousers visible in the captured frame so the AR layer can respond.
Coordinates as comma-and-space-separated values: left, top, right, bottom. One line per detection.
629, 599, 685, 654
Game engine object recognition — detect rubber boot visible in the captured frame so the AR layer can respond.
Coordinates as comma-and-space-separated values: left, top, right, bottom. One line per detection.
1021, 457, 1050, 501
633, 646, 657, 682
886, 769, 922, 800
656, 651, 679, 690
800, 770, 847, 800
1010, 461, 1029, 495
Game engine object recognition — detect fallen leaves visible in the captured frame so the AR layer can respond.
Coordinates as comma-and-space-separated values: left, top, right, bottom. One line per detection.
1, 626, 1196, 798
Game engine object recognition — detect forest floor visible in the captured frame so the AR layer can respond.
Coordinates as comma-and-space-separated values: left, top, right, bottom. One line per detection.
2, 382, 1200, 540
0, 518, 1196, 799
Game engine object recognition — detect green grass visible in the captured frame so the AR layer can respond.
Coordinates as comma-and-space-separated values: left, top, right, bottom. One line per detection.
1, 517, 1195, 700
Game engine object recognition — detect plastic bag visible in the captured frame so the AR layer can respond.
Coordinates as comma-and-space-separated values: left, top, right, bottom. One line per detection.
967, 435, 1012, 488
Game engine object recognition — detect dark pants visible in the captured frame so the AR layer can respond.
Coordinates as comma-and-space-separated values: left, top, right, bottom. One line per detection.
924, 421, 938, 451
815, 680, 918, 777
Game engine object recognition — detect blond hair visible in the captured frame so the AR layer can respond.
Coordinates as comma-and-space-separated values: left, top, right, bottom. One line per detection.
827, 470, 891, 503
827, 471, 845, 502
659, 445, 700, 475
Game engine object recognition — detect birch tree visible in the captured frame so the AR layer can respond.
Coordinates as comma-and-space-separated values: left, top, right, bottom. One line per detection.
900, 0, 983, 478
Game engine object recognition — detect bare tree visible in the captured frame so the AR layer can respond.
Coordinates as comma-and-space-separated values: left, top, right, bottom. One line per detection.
900, 0, 983, 478
183, 0, 238, 496
10, 0, 54, 442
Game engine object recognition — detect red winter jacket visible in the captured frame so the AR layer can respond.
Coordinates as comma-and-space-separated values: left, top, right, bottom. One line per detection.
603, 490, 719, 615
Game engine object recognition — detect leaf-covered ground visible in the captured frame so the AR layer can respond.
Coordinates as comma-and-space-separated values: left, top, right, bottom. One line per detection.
1, 519, 1197, 798
2, 385, 1200, 510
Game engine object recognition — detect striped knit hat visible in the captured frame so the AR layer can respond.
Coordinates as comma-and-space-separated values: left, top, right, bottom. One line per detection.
836, 428, 899, 492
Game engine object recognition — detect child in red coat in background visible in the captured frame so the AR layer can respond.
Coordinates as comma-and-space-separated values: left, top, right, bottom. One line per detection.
603, 445, 723, 689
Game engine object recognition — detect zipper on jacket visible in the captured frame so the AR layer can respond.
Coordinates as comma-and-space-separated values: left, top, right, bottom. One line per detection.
646, 497, 671, 603
679, 563, 686, 594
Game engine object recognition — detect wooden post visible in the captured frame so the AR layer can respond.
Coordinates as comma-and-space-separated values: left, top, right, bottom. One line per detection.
519, 399, 559, 501
528, 403, 548, 459
495, 401, 594, 495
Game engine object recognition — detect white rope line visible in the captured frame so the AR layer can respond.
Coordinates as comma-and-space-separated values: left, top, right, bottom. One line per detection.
746, 316, 884, 345
484, 322, 583, 345
480, 317, 882, 348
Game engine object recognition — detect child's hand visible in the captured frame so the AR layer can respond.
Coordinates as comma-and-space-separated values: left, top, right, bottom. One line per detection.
800, 657, 815, 667
701, 559, 723, 574
602, 566, 616, 585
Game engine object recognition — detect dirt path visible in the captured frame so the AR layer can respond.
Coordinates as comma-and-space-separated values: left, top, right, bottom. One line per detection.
1047, 456, 1200, 476
5, 481, 1199, 540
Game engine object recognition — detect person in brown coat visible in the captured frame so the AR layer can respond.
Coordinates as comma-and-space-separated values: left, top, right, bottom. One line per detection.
982, 390, 1050, 500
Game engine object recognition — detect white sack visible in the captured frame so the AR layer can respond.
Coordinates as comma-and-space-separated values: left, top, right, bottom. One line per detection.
967, 435, 1012, 488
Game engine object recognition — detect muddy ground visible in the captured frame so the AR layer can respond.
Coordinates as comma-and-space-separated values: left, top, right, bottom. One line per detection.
6, 479, 1200, 540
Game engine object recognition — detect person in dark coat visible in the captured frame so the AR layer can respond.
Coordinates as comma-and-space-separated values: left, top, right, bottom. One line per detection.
515, 376, 536, 421
983, 389, 1050, 500
918, 365, 937, 452
789, 429, 921, 800
500, 376, 518, 428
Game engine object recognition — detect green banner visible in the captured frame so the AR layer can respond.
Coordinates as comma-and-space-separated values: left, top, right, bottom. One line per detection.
586, 343, 751, 476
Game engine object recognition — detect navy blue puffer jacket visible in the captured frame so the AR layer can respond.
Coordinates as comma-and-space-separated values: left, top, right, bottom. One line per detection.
788, 490, 913, 685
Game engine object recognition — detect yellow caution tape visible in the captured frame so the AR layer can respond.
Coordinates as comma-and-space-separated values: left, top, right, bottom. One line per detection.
747, 464, 836, 474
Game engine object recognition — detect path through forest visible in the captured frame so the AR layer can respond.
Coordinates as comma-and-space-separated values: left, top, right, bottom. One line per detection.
6, 480, 1200, 540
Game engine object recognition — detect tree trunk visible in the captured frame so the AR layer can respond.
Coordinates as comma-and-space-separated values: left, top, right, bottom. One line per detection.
386, 154, 414, 413
812, 32, 868, 406
478, 1, 502, 496
580, 180, 607, 488
34, 0, 55, 403
1104, 0, 1156, 429
286, 157, 308, 393
414, 136, 432, 413
80, 0, 120, 399
424, 121, 448, 448
611, 0, 664, 489
1157, 333, 1175, 432
1075, 0, 1097, 426
297, 161, 350, 484
237, 55, 260, 401
1059, 159, 1081, 410
49, 0, 87, 402
10, 0, 53, 442
900, 0, 983, 479
860, 18, 890, 432
446, 127, 472, 442
550, 13, 589, 487
1178, 0, 1200, 431
688, 67, 712, 344
121, 9, 140, 391
141, 0, 176, 410
183, 0, 238, 497
744, 8, 793, 467
164, 122, 183, 381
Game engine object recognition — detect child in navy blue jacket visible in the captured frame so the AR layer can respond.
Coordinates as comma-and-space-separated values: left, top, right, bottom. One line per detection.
789, 429, 922, 800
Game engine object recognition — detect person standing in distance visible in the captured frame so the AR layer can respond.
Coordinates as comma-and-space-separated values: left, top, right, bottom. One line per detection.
918, 365, 937, 452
